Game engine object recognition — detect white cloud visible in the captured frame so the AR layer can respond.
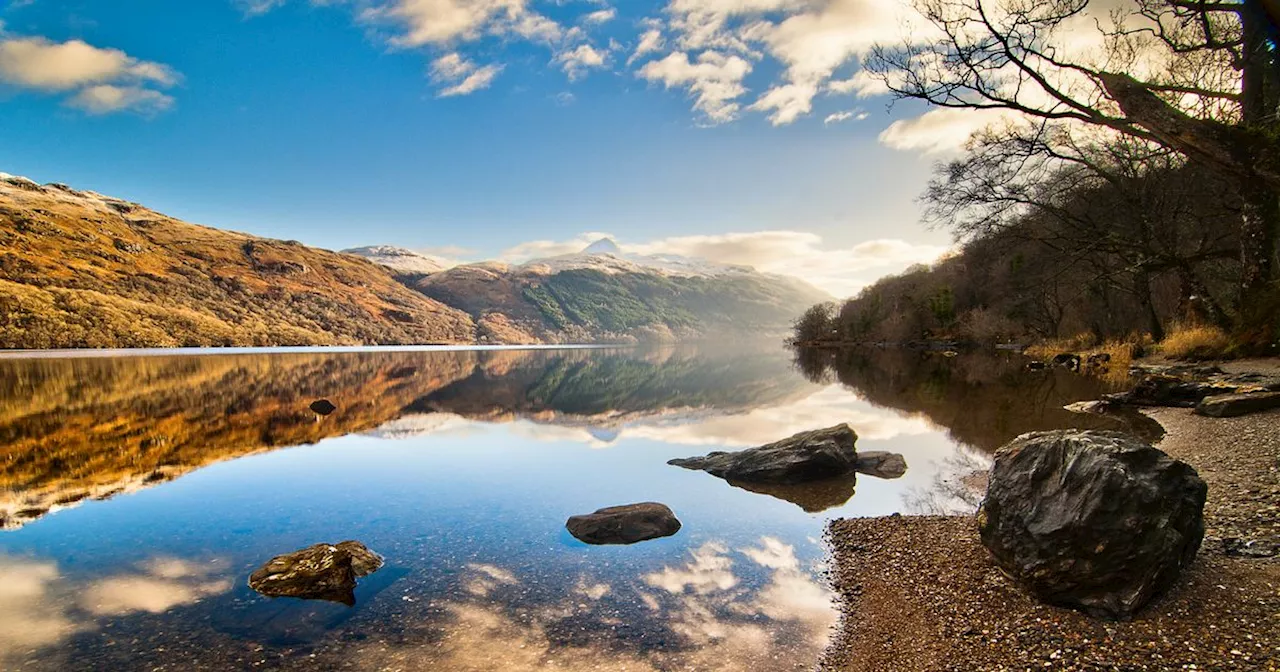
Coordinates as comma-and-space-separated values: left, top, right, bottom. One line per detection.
0, 35, 178, 114
749, 81, 817, 126
827, 69, 887, 98
362, 0, 564, 47
430, 51, 504, 96
68, 85, 175, 115
878, 107, 1010, 154
823, 108, 866, 124
556, 43, 610, 80
235, 0, 287, 16
494, 230, 946, 297
628, 28, 665, 65
582, 7, 616, 24
637, 50, 752, 123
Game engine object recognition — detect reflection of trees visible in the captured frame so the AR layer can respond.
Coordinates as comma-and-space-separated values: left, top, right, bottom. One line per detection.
793, 347, 1140, 453
0, 347, 809, 529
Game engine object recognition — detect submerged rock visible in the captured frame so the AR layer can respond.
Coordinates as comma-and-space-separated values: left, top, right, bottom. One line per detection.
309, 399, 337, 416
248, 541, 384, 605
668, 424, 859, 484
854, 451, 908, 479
1194, 391, 1280, 418
978, 430, 1206, 620
566, 502, 681, 545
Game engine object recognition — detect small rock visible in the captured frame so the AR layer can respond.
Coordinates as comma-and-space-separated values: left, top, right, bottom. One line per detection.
566, 502, 681, 545
309, 399, 337, 416
854, 451, 908, 479
1193, 391, 1280, 418
248, 541, 384, 605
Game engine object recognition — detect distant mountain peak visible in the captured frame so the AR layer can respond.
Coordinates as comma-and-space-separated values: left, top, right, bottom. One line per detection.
582, 238, 622, 256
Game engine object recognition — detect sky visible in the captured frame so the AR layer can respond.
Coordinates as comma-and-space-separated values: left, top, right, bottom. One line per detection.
0, 0, 992, 297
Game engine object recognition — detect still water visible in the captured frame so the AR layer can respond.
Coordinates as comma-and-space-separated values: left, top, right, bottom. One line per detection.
0, 345, 1135, 670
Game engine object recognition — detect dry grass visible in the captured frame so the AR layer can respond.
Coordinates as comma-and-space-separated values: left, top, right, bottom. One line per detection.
1024, 332, 1098, 360
1157, 323, 1235, 361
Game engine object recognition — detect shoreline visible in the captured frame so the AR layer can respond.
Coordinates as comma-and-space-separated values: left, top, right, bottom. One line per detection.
819, 378, 1280, 670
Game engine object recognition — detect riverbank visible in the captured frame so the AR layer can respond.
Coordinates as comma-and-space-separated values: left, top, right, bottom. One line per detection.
820, 382, 1280, 670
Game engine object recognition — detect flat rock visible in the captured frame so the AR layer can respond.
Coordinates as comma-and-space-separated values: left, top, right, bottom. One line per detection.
1194, 391, 1280, 418
248, 540, 383, 605
668, 424, 859, 484
978, 430, 1206, 620
566, 502, 681, 545
854, 451, 907, 479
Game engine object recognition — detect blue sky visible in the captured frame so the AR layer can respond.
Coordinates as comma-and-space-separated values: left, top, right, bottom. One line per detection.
0, 0, 979, 296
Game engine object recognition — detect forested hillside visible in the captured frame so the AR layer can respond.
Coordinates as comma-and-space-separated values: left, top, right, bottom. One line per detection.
795, 0, 1279, 353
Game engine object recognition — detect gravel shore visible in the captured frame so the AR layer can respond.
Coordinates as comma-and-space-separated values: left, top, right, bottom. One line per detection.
821, 403, 1280, 671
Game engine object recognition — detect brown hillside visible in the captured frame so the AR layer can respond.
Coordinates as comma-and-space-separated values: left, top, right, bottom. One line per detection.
0, 175, 477, 348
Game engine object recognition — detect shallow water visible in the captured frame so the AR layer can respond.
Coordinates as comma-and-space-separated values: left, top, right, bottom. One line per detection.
0, 345, 1133, 670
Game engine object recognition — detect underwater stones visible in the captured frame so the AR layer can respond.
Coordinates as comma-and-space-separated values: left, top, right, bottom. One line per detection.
248, 540, 384, 605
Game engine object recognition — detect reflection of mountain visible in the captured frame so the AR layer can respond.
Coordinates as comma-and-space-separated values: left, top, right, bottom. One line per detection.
793, 348, 1140, 453
0, 347, 809, 529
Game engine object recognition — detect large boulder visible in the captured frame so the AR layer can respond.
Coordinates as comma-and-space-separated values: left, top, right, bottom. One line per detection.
978, 430, 1206, 620
566, 502, 681, 545
668, 424, 859, 484
248, 541, 383, 605
1194, 391, 1280, 418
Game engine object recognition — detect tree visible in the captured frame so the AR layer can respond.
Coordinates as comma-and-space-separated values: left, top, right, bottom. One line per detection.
793, 302, 836, 343
869, 0, 1279, 341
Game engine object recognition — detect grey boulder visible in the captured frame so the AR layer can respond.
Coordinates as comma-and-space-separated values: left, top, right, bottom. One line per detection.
668, 424, 859, 484
854, 451, 908, 479
978, 430, 1206, 620
566, 502, 681, 545
248, 540, 384, 605
1194, 391, 1280, 418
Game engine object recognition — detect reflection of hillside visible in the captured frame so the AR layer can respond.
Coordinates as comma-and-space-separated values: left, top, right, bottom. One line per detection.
0, 347, 810, 529
0, 352, 481, 528
794, 348, 1133, 453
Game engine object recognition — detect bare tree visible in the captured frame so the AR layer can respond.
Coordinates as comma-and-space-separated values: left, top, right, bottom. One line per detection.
869, 0, 1278, 337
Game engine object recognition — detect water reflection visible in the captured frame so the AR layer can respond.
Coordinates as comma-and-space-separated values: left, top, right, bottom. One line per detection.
0, 344, 1147, 670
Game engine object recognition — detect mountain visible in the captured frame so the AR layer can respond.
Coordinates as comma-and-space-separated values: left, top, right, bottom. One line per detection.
341, 245, 448, 275
0, 174, 475, 348
398, 238, 834, 343
0, 174, 831, 347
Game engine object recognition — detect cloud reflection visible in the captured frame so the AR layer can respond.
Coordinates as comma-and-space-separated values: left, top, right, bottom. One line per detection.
340, 537, 835, 670
0, 555, 230, 664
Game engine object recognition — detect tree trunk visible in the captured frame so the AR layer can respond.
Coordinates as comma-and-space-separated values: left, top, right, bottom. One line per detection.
1134, 269, 1164, 341
1239, 180, 1278, 293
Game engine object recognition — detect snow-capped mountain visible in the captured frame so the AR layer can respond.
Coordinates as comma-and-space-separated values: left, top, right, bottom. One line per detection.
517, 238, 756, 279
344, 245, 449, 275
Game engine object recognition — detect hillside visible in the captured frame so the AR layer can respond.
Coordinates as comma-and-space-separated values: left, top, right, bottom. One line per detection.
382, 241, 833, 343
0, 174, 477, 348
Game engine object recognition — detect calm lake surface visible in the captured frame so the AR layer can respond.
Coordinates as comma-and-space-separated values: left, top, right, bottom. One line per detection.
0, 345, 1139, 670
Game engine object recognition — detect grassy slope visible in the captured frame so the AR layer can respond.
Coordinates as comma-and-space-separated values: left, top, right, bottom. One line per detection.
0, 177, 476, 348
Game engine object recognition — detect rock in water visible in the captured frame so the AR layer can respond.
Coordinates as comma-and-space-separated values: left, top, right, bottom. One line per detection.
248, 541, 384, 605
566, 502, 681, 545
978, 431, 1206, 620
854, 451, 908, 479
668, 424, 859, 484
1194, 391, 1280, 418
309, 399, 337, 416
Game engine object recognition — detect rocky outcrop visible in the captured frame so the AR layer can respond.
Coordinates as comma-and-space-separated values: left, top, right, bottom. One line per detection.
668, 424, 860, 484
1104, 374, 1245, 408
853, 451, 908, 479
565, 502, 682, 545
248, 541, 384, 605
1194, 391, 1280, 418
978, 430, 1206, 620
